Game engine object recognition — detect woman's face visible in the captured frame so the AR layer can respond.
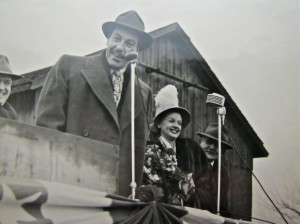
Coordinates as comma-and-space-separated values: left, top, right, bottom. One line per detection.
158, 112, 182, 142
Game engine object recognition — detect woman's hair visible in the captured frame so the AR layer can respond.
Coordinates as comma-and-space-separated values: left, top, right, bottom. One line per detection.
149, 121, 161, 141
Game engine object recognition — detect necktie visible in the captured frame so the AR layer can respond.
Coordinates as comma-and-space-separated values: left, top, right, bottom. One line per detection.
112, 70, 123, 106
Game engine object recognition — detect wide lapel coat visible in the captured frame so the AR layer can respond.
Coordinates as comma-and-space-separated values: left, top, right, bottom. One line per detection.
81, 53, 120, 131
36, 51, 152, 197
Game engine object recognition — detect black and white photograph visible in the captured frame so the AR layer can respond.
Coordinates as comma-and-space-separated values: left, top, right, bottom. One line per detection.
0, 0, 299, 223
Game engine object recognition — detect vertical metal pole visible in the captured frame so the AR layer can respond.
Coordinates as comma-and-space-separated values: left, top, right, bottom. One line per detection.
216, 106, 226, 215
130, 62, 137, 200
217, 109, 222, 215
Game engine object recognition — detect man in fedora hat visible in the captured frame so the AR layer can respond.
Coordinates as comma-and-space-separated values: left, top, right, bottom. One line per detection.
194, 123, 233, 217
36, 10, 153, 197
197, 123, 232, 164
0, 55, 22, 120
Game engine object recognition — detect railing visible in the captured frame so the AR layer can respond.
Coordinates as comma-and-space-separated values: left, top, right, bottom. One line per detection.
0, 118, 119, 193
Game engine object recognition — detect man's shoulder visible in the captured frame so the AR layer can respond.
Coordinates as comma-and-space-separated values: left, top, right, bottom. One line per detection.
55, 52, 103, 68
176, 137, 199, 149
0, 103, 19, 120
137, 78, 152, 94
56, 54, 89, 66
49, 55, 86, 74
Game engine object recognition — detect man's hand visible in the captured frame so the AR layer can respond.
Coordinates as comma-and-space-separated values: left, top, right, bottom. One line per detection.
136, 185, 164, 202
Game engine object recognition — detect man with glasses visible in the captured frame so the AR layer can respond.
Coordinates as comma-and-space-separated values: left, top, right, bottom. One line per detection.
195, 123, 233, 217
0, 55, 22, 120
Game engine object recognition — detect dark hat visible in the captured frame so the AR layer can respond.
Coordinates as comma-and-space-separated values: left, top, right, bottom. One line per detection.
154, 85, 190, 129
196, 123, 232, 150
102, 10, 153, 50
0, 55, 22, 80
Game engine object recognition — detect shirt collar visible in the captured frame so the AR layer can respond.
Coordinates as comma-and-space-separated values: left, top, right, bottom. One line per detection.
159, 136, 176, 152
110, 67, 126, 75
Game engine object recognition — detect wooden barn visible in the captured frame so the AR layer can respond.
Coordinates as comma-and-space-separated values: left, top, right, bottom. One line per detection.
8, 23, 268, 221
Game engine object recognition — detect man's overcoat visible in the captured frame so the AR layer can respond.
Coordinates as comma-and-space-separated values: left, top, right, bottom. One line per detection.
36, 52, 152, 196
0, 103, 19, 120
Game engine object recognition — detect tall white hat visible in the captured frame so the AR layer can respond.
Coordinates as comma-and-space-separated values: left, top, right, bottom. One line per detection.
154, 85, 190, 129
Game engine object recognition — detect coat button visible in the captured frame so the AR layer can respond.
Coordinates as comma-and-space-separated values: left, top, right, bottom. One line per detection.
82, 129, 89, 137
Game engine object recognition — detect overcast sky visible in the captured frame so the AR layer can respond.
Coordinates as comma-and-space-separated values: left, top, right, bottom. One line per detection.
0, 0, 299, 223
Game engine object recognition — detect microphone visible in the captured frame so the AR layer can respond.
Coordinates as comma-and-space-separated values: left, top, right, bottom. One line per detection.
125, 52, 138, 61
206, 93, 225, 107
206, 93, 226, 125
206, 93, 227, 214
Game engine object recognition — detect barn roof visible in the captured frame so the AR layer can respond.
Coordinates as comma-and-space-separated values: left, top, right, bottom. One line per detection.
12, 22, 268, 158
149, 23, 268, 158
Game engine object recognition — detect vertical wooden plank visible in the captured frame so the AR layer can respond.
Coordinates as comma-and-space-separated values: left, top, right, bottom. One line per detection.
165, 35, 174, 87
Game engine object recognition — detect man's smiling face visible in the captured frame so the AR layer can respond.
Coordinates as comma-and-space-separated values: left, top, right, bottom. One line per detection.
106, 26, 139, 70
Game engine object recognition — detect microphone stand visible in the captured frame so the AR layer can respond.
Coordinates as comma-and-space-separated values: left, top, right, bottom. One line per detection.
217, 106, 226, 215
130, 60, 137, 200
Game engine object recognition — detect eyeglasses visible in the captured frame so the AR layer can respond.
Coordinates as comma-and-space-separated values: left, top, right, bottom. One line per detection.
204, 138, 218, 146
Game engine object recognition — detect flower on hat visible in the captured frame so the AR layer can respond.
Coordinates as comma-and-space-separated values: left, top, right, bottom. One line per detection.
154, 85, 179, 109
153, 85, 191, 129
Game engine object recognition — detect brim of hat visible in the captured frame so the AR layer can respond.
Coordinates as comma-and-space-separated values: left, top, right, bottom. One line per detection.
154, 107, 191, 129
196, 132, 233, 150
102, 21, 153, 50
0, 72, 23, 80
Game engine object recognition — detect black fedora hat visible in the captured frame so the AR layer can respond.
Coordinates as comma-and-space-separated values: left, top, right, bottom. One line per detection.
196, 123, 232, 150
0, 55, 22, 80
102, 10, 153, 50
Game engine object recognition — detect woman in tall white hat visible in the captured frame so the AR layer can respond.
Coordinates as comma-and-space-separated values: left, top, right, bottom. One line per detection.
0, 55, 22, 120
141, 85, 200, 206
